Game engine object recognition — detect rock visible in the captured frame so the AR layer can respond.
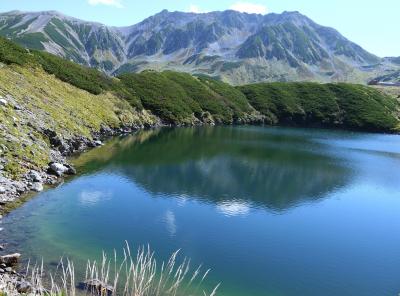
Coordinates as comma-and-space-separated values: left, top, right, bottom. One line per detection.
31, 182, 43, 192
0, 186, 5, 194
28, 170, 42, 182
79, 279, 114, 296
58, 141, 71, 155
5, 267, 12, 273
16, 280, 32, 293
0, 263, 6, 268
43, 129, 63, 147
0, 268, 4, 273
0, 253, 21, 266
64, 164, 77, 175
0, 245, 4, 251
94, 140, 103, 146
67, 167, 76, 175
13, 182, 27, 194
48, 162, 68, 177
0, 98, 7, 106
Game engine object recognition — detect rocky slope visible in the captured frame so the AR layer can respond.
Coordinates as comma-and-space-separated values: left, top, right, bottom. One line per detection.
0, 9, 397, 84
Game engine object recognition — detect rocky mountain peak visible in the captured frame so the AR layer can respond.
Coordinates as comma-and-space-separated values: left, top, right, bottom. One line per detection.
0, 9, 395, 84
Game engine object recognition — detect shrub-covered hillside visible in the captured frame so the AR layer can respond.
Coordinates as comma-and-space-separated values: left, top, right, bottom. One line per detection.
1, 36, 399, 132
118, 71, 261, 124
238, 82, 400, 132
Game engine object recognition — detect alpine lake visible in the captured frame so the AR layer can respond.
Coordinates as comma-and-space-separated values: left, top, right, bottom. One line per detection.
2, 126, 400, 296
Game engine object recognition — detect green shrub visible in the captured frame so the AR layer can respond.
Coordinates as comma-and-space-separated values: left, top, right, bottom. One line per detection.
119, 71, 201, 124
238, 82, 399, 131
0, 36, 35, 65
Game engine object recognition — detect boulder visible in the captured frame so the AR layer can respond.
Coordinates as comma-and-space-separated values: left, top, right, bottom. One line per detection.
0, 98, 7, 106
0, 253, 21, 266
31, 182, 43, 192
16, 280, 32, 293
28, 170, 42, 182
79, 279, 114, 296
66, 166, 76, 175
0, 186, 5, 194
48, 162, 68, 177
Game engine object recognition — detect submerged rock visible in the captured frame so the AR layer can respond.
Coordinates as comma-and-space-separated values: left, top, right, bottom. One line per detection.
0, 253, 21, 266
79, 279, 114, 296
16, 280, 31, 293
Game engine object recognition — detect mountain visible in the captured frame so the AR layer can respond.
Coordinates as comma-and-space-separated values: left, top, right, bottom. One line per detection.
0, 35, 399, 191
0, 9, 397, 84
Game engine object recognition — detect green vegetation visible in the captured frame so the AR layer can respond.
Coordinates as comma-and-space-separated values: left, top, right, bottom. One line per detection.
0, 36, 399, 132
34, 51, 113, 95
119, 71, 259, 124
119, 71, 201, 124
0, 36, 35, 65
14, 32, 47, 50
238, 82, 400, 131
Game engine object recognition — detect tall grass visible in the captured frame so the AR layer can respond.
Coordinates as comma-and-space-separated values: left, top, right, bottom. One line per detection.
3, 243, 219, 296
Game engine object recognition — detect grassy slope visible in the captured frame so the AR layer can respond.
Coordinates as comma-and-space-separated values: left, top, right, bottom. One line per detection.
0, 65, 155, 178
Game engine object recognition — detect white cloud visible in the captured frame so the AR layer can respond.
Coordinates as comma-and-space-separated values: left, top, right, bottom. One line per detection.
79, 190, 112, 206
187, 4, 208, 14
217, 200, 251, 217
229, 2, 267, 14
88, 0, 123, 8
163, 210, 177, 237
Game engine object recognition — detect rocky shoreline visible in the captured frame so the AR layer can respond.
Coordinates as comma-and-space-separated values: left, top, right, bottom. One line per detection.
0, 120, 165, 294
0, 121, 159, 213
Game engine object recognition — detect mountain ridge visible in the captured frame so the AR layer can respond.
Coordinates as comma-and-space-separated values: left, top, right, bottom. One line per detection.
0, 9, 398, 84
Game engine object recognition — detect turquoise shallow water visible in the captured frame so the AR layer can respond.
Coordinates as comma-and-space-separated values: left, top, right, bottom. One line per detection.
2, 126, 400, 295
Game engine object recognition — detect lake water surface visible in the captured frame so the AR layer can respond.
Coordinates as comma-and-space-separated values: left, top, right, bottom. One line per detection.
2, 126, 400, 296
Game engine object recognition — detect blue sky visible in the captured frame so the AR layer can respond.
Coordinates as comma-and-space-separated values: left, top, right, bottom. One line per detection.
0, 0, 398, 57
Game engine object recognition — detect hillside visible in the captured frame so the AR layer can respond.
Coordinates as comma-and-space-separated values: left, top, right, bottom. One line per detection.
0, 35, 399, 210
238, 82, 400, 131
0, 9, 397, 84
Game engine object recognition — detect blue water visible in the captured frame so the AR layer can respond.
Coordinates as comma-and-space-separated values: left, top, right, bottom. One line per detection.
2, 126, 400, 295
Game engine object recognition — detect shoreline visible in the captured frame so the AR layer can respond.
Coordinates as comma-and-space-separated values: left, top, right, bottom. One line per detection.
0, 122, 165, 294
